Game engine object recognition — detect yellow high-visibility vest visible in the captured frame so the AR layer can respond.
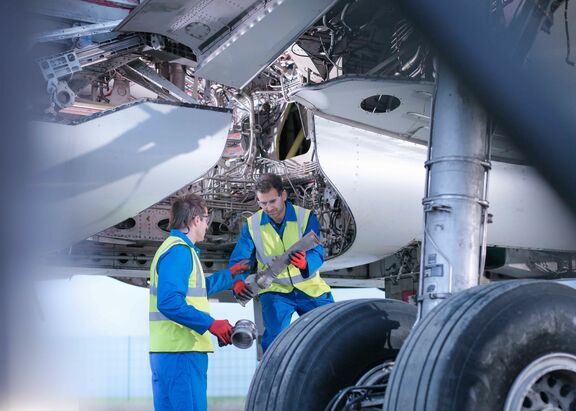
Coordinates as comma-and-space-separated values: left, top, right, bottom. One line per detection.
247, 206, 331, 297
149, 236, 214, 352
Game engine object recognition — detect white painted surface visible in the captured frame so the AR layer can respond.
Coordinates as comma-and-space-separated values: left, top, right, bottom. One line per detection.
32, 101, 231, 249
291, 76, 433, 142
316, 117, 576, 270
316, 117, 427, 270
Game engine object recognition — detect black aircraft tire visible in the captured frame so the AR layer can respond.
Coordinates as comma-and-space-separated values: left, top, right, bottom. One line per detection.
383, 280, 576, 411
245, 298, 416, 411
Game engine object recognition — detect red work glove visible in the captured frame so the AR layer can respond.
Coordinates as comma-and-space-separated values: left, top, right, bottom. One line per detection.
289, 251, 308, 270
230, 259, 251, 278
208, 319, 233, 347
233, 280, 255, 299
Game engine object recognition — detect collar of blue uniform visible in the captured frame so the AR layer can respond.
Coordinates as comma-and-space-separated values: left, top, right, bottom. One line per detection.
169, 229, 201, 255
259, 201, 297, 225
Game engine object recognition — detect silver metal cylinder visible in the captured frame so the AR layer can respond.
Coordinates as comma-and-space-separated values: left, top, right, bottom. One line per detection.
231, 319, 258, 349
169, 63, 186, 91
419, 65, 491, 318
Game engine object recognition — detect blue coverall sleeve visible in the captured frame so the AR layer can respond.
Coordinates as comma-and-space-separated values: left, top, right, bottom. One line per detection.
156, 246, 214, 334
228, 223, 257, 271
301, 212, 325, 278
205, 269, 235, 295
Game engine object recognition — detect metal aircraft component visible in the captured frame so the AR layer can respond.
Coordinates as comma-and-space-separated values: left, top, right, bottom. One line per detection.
21, 0, 576, 409
193, 0, 340, 89
231, 319, 258, 349
116, 0, 260, 52
117, 0, 340, 88
290, 77, 434, 144
290, 76, 523, 164
32, 19, 124, 44
236, 231, 321, 305
485, 247, 576, 279
32, 100, 231, 250
504, 353, 576, 411
28, 0, 576, 294
74, 34, 145, 68
38, 51, 82, 82
120, 60, 196, 103
47, 80, 76, 109
418, 67, 491, 317
28, 0, 132, 24
314, 112, 576, 272
326, 361, 395, 410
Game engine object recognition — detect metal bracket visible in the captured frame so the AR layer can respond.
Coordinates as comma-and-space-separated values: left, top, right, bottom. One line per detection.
32, 19, 124, 44
38, 51, 81, 81
119, 60, 196, 104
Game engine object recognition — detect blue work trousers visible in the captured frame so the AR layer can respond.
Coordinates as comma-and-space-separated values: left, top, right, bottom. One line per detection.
260, 289, 334, 352
150, 352, 208, 411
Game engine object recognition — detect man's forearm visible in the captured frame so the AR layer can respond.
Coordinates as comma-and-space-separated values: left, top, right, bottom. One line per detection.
158, 296, 214, 334
206, 269, 235, 295
305, 248, 324, 276
229, 224, 257, 268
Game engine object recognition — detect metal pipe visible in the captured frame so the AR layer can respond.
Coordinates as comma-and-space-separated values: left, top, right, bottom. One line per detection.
244, 93, 256, 167
169, 63, 186, 91
418, 65, 491, 319
231, 320, 258, 349
400, 45, 422, 72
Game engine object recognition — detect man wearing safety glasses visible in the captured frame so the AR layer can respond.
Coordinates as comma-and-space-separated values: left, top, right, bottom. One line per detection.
229, 173, 334, 352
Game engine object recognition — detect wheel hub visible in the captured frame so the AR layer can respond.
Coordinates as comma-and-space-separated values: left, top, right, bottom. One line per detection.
504, 353, 576, 411
325, 360, 395, 411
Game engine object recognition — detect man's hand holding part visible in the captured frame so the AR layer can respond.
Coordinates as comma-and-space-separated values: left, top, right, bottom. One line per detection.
230, 259, 251, 278
289, 251, 307, 270
233, 280, 255, 300
208, 319, 233, 346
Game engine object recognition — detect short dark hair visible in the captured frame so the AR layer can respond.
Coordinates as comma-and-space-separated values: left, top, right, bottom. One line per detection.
255, 173, 284, 194
168, 193, 207, 230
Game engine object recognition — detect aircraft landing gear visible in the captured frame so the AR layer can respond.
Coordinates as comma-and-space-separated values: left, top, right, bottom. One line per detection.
383, 280, 576, 410
244, 299, 416, 411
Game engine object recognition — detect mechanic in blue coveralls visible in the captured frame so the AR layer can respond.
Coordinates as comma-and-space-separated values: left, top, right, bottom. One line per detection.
229, 173, 334, 352
149, 193, 250, 411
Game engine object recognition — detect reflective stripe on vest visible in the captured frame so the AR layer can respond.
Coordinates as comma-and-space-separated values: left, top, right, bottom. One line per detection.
149, 236, 214, 352
149, 284, 207, 298
149, 311, 168, 321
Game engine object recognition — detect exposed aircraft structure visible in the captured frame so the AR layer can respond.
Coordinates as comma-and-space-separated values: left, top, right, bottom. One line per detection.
29, 0, 576, 409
